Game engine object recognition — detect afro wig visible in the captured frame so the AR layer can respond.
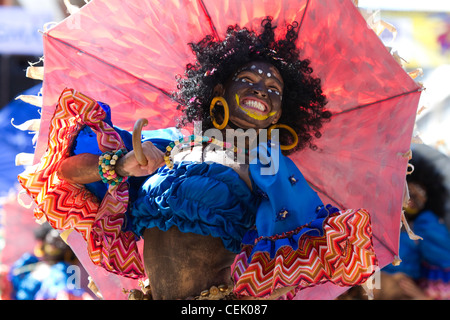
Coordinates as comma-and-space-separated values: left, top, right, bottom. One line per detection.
173, 17, 331, 155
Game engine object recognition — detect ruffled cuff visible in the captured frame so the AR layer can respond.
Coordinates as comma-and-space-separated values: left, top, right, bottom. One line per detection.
231, 207, 378, 298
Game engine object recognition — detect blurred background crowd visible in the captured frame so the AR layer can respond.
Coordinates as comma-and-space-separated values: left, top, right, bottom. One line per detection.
0, 0, 449, 300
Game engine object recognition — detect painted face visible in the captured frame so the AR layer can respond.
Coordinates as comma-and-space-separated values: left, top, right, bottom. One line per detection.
223, 61, 283, 129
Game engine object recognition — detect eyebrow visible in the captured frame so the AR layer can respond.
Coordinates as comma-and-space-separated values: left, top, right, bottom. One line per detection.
239, 69, 284, 88
267, 77, 284, 89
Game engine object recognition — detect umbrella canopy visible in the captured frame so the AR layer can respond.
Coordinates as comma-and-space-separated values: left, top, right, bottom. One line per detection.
29, 0, 421, 299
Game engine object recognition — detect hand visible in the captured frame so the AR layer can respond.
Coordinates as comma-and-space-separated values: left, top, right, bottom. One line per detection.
395, 273, 430, 300
116, 141, 165, 177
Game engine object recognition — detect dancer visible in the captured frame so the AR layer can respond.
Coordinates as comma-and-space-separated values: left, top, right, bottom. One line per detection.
19, 18, 377, 299
381, 144, 450, 300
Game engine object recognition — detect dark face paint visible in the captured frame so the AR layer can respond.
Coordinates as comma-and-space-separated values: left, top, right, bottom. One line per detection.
223, 61, 284, 129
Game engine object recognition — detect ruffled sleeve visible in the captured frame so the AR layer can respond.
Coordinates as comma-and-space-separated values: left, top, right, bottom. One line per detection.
18, 88, 145, 279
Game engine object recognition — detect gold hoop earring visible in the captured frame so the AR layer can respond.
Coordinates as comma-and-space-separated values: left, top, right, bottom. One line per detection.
268, 124, 299, 151
210, 97, 229, 130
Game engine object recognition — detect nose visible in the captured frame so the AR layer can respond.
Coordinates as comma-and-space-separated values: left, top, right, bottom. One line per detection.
252, 81, 268, 98
253, 89, 267, 98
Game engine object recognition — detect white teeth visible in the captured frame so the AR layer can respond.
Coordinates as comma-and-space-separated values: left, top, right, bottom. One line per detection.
244, 100, 265, 111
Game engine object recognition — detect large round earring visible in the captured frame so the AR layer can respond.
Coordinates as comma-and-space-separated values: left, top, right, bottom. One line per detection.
210, 97, 229, 130
268, 124, 299, 151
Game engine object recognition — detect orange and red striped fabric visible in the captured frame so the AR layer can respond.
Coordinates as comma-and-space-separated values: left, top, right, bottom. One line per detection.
232, 208, 378, 298
18, 88, 145, 279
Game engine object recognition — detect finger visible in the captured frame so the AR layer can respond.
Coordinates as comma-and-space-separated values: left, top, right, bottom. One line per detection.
132, 118, 148, 165
140, 156, 164, 170
140, 148, 165, 173
142, 142, 165, 157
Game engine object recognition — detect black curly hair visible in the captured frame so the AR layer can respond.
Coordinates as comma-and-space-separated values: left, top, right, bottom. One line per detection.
173, 17, 331, 155
407, 146, 448, 220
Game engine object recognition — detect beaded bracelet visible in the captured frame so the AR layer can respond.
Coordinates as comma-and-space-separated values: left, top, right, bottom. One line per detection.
98, 148, 128, 185
164, 135, 248, 169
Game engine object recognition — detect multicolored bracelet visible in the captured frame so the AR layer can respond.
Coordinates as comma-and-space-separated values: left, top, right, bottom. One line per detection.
164, 135, 249, 169
98, 148, 128, 185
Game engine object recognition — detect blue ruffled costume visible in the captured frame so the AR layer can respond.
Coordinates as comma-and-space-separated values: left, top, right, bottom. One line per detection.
72, 103, 328, 255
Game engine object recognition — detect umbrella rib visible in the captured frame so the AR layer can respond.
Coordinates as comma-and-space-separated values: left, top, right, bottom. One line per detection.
305, 179, 345, 209
198, 0, 221, 41
45, 33, 178, 103
372, 233, 397, 258
307, 178, 398, 260
297, 0, 311, 36
331, 88, 421, 117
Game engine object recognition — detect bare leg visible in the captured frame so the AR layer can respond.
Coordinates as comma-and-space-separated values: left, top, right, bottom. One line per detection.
143, 227, 236, 300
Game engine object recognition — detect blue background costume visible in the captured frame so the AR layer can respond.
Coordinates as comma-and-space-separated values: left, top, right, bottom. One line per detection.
9, 253, 88, 300
384, 210, 450, 282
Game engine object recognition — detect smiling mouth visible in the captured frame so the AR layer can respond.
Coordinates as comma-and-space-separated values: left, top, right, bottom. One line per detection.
236, 94, 276, 120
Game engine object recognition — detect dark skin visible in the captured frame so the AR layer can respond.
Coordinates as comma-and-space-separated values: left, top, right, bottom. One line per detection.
216, 61, 283, 131
57, 61, 294, 299
143, 227, 236, 299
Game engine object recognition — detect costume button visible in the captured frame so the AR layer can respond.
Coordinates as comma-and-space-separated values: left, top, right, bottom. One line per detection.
289, 175, 298, 185
276, 209, 289, 221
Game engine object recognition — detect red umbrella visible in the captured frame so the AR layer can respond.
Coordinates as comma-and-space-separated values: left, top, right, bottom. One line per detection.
22, 0, 421, 299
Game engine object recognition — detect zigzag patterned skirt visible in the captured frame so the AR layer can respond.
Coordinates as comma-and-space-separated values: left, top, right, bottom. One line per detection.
232, 208, 378, 298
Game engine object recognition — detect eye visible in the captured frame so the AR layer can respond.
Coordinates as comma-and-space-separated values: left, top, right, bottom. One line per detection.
267, 80, 283, 96
241, 76, 254, 82
237, 76, 256, 86
268, 87, 281, 96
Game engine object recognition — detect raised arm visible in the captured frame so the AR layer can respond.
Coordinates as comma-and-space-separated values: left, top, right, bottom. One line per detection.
57, 141, 165, 184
